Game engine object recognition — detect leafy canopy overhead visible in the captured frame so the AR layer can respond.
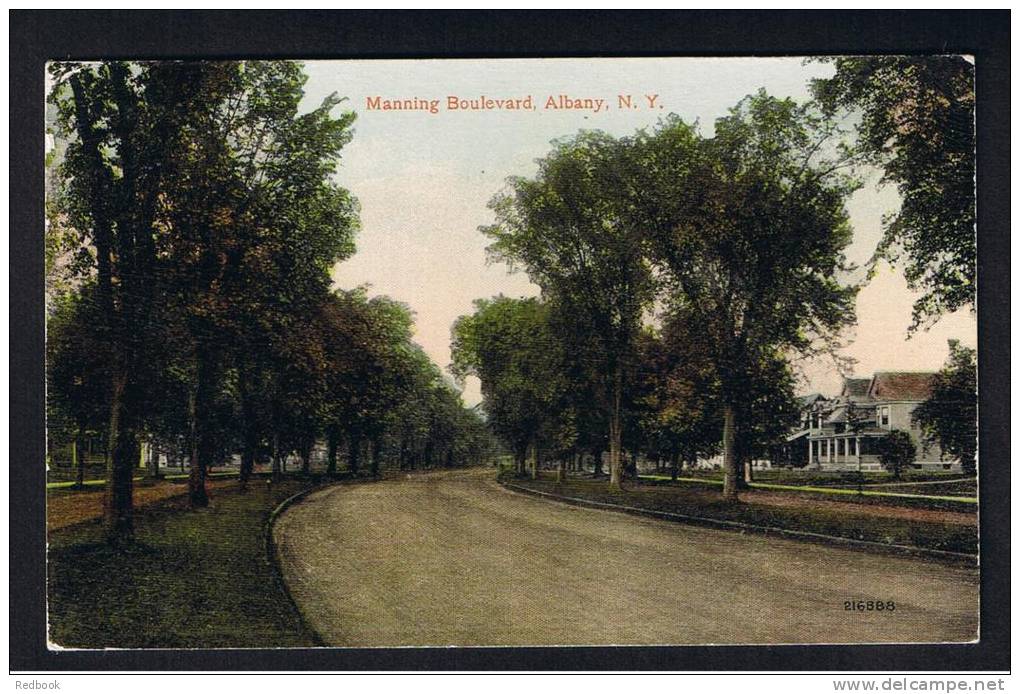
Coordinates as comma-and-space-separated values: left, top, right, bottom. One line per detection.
812, 56, 976, 329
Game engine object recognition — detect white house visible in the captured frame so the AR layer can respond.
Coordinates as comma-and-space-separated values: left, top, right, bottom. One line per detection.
804, 372, 957, 472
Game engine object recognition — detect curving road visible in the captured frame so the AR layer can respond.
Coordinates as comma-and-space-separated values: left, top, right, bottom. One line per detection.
273, 468, 978, 647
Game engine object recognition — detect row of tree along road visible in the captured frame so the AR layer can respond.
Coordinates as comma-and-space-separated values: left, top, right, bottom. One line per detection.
45, 58, 976, 545
46, 61, 499, 544
452, 57, 976, 495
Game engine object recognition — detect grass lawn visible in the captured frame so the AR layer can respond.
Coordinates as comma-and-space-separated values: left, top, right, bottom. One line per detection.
510, 475, 977, 556
46, 470, 240, 490
638, 472, 977, 513
648, 467, 974, 488
47, 478, 323, 649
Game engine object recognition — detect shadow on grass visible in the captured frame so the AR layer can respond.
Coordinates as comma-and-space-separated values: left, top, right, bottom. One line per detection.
47, 479, 323, 649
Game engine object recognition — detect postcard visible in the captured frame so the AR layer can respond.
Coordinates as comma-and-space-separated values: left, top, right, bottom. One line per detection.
43, 55, 979, 651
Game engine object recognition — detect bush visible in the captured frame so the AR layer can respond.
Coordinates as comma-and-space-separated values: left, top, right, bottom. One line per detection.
878, 430, 917, 479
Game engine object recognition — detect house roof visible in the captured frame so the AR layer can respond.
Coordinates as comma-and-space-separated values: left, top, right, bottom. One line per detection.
868, 371, 936, 401
825, 408, 848, 424
841, 378, 872, 398
798, 393, 826, 408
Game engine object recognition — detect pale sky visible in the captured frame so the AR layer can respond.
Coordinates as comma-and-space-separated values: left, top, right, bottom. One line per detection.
300, 58, 976, 406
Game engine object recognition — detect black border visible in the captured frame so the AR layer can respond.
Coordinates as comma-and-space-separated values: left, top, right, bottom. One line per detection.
10, 10, 1010, 672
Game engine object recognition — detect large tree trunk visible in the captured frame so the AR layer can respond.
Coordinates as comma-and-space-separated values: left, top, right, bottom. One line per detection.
271, 432, 282, 480
528, 440, 539, 480
371, 435, 383, 477
104, 374, 135, 542
513, 444, 527, 476
557, 454, 569, 484
348, 432, 362, 475
722, 403, 739, 501
189, 350, 213, 508
398, 436, 410, 471
327, 431, 339, 476
71, 74, 134, 544
73, 433, 85, 489
671, 451, 680, 482
423, 439, 433, 469
187, 400, 207, 508
300, 441, 312, 475
240, 445, 255, 487
607, 364, 624, 489
238, 363, 256, 486
145, 441, 161, 479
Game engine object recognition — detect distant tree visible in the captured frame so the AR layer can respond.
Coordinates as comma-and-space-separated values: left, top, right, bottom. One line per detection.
632, 314, 722, 482
46, 287, 112, 487
736, 354, 801, 483
913, 340, 977, 475
450, 296, 567, 478
878, 429, 917, 479
630, 93, 860, 500
483, 133, 654, 488
812, 57, 975, 328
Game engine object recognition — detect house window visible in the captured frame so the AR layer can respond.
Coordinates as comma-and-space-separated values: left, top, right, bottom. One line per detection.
879, 406, 890, 428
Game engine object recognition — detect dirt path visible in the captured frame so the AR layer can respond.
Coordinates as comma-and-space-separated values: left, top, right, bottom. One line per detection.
47, 478, 241, 533
274, 468, 978, 647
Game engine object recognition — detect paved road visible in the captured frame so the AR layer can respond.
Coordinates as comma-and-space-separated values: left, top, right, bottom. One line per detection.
274, 468, 979, 647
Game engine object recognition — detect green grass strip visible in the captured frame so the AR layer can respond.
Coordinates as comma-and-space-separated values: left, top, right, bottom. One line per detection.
47, 471, 239, 490
639, 474, 977, 504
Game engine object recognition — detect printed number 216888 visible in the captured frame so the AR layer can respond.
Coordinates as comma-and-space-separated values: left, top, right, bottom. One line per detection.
844, 600, 896, 611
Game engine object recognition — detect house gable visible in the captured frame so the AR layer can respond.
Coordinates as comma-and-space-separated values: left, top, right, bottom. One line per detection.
868, 372, 936, 402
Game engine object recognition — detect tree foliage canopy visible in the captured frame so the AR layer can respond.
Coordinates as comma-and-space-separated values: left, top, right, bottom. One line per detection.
811, 56, 976, 328
912, 340, 977, 474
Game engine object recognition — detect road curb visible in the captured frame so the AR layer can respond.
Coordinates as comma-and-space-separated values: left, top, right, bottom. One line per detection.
500, 480, 978, 566
264, 475, 383, 647
264, 481, 334, 648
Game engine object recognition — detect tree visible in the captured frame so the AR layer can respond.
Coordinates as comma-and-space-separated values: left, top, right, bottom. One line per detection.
50, 61, 222, 539
482, 133, 654, 488
49, 61, 359, 534
878, 429, 916, 479
811, 57, 975, 328
632, 315, 722, 482
735, 353, 801, 483
630, 93, 860, 500
451, 296, 567, 478
913, 340, 977, 474
320, 289, 418, 477
155, 61, 357, 503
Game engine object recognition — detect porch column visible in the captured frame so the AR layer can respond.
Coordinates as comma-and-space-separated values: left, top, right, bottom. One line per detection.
808, 439, 814, 466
